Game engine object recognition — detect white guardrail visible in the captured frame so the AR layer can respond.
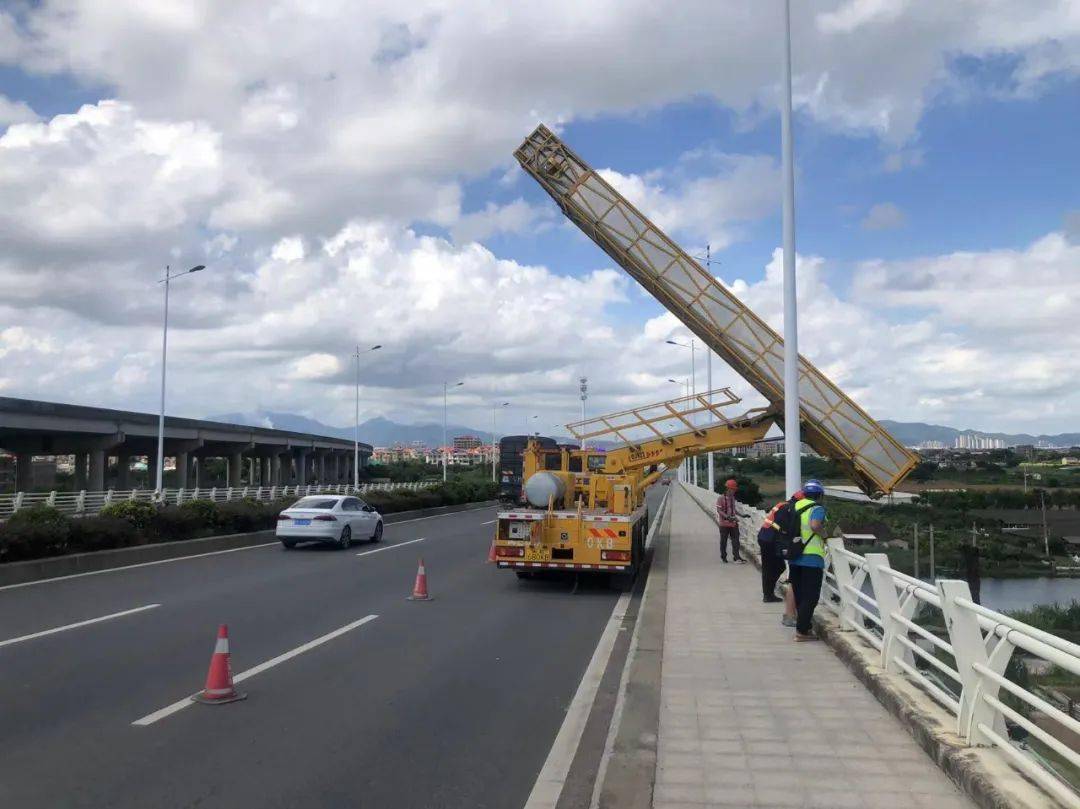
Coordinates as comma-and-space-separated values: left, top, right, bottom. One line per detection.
687, 481, 1080, 805
814, 531, 1080, 806
0, 482, 439, 520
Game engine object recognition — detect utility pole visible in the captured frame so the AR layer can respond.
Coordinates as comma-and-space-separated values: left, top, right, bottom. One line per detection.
443, 380, 464, 483
1041, 490, 1050, 558
913, 523, 920, 579
780, 0, 802, 498
354, 344, 382, 489
929, 524, 936, 582
579, 377, 588, 450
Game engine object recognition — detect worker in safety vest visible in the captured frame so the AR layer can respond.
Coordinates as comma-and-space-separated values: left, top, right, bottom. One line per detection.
788, 479, 827, 641
757, 490, 802, 604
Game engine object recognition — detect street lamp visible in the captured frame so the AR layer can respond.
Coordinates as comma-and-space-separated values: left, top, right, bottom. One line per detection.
666, 338, 697, 485
492, 401, 509, 483
443, 381, 464, 482
354, 344, 382, 488
694, 244, 719, 493
667, 378, 690, 482
156, 264, 206, 496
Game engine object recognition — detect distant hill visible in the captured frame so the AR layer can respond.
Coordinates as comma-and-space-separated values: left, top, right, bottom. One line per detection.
209, 410, 616, 450
880, 420, 1080, 448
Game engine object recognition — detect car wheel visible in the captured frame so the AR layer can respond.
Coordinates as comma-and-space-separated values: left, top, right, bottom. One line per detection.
371, 522, 383, 543
281, 539, 296, 549
338, 525, 352, 549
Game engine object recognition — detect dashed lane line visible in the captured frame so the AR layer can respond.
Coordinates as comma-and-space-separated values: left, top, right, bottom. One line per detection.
356, 537, 426, 557
132, 614, 379, 727
0, 604, 161, 649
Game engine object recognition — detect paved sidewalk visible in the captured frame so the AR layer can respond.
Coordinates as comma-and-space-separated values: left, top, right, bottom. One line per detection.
654, 484, 974, 809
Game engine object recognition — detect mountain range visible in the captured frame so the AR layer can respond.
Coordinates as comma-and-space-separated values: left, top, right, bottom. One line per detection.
209, 411, 579, 447
209, 411, 1079, 451
879, 421, 1080, 448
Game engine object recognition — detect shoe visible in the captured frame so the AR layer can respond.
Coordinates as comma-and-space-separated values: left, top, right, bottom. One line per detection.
763, 596, 783, 603
794, 632, 819, 642
734, 558, 747, 564
781, 615, 796, 627
720, 558, 729, 563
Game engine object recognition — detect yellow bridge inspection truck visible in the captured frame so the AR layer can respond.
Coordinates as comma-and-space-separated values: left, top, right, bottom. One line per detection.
492, 389, 774, 580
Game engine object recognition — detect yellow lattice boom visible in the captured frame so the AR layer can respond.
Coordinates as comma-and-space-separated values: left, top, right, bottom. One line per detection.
515, 124, 917, 496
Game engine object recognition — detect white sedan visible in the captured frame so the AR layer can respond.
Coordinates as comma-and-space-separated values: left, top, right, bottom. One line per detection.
276, 495, 383, 549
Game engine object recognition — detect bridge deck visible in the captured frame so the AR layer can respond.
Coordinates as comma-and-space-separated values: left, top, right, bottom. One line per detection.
656, 485, 974, 808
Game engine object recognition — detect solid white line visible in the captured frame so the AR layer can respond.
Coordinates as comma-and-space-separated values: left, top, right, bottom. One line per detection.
0, 604, 161, 649
523, 589, 632, 809
356, 537, 425, 557
132, 614, 378, 727
1, 505, 499, 593
0, 542, 280, 593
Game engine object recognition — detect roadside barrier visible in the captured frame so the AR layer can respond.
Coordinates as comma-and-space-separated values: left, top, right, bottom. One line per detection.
0, 481, 438, 519
192, 624, 246, 705
408, 558, 432, 601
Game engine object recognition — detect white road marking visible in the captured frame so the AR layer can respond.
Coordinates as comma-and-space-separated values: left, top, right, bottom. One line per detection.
524, 590, 631, 809
1, 505, 497, 593
0, 604, 161, 649
0, 542, 280, 593
480, 519, 496, 525
525, 488, 670, 809
132, 614, 378, 727
356, 537, 425, 557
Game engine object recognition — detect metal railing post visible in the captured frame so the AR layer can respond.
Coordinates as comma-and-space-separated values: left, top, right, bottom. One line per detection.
13, 491, 25, 513
826, 538, 858, 629
938, 579, 996, 743
105, 489, 114, 505
47, 491, 57, 507
865, 553, 913, 673
76, 490, 86, 513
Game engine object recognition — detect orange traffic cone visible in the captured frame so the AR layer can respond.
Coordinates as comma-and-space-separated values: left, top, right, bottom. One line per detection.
192, 624, 247, 704
407, 558, 433, 601
487, 540, 497, 563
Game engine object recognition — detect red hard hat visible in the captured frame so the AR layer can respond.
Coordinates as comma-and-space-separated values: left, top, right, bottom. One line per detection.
725, 479, 738, 489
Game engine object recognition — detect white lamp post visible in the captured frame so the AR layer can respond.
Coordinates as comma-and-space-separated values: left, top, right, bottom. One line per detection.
666, 338, 697, 485
667, 378, 690, 482
443, 381, 464, 482
353, 344, 382, 488
156, 264, 205, 496
780, 0, 803, 497
492, 401, 509, 482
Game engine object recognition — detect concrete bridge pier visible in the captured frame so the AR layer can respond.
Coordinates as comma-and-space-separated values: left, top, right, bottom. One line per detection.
228, 452, 242, 488
15, 452, 32, 491
74, 453, 88, 490
115, 453, 131, 489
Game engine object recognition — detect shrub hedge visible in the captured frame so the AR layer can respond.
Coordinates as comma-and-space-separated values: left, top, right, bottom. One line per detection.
0, 482, 496, 563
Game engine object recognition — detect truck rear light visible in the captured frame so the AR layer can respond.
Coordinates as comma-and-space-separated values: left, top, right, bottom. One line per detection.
313, 515, 338, 522
601, 550, 631, 562
496, 546, 525, 558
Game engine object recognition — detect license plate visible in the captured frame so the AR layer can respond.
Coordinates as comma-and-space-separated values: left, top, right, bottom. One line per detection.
525, 545, 549, 562
294, 519, 311, 526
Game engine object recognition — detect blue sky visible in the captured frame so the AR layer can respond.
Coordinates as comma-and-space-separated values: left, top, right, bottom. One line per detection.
0, 2, 1077, 436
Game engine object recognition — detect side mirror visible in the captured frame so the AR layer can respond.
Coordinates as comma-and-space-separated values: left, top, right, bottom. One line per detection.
362, 505, 374, 512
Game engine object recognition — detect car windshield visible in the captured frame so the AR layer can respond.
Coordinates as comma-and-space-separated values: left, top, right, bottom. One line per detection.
291, 498, 338, 510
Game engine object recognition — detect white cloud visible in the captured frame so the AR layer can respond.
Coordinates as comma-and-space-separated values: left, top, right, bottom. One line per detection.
861, 202, 906, 230
599, 151, 780, 250
0, 95, 38, 126
449, 199, 552, 244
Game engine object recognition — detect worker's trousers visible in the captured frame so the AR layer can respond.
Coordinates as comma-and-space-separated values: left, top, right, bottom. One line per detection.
758, 541, 785, 599
719, 525, 741, 561
788, 563, 824, 635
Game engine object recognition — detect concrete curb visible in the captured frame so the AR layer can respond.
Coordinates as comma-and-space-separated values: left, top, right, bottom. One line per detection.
593, 486, 672, 809
681, 481, 1061, 809
0, 500, 497, 587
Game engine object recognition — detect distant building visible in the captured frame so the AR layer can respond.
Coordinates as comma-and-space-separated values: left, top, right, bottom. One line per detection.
453, 435, 482, 451
954, 434, 1004, 450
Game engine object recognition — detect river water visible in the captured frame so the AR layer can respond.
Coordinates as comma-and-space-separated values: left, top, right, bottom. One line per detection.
978, 577, 1080, 612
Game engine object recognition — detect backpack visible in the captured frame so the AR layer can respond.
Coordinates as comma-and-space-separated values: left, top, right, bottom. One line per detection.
775, 499, 813, 561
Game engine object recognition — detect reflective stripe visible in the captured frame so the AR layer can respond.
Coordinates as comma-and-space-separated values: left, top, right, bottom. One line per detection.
796, 499, 826, 558
214, 638, 229, 654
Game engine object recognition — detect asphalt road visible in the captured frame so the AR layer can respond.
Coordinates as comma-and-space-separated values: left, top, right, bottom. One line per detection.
0, 490, 663, 809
